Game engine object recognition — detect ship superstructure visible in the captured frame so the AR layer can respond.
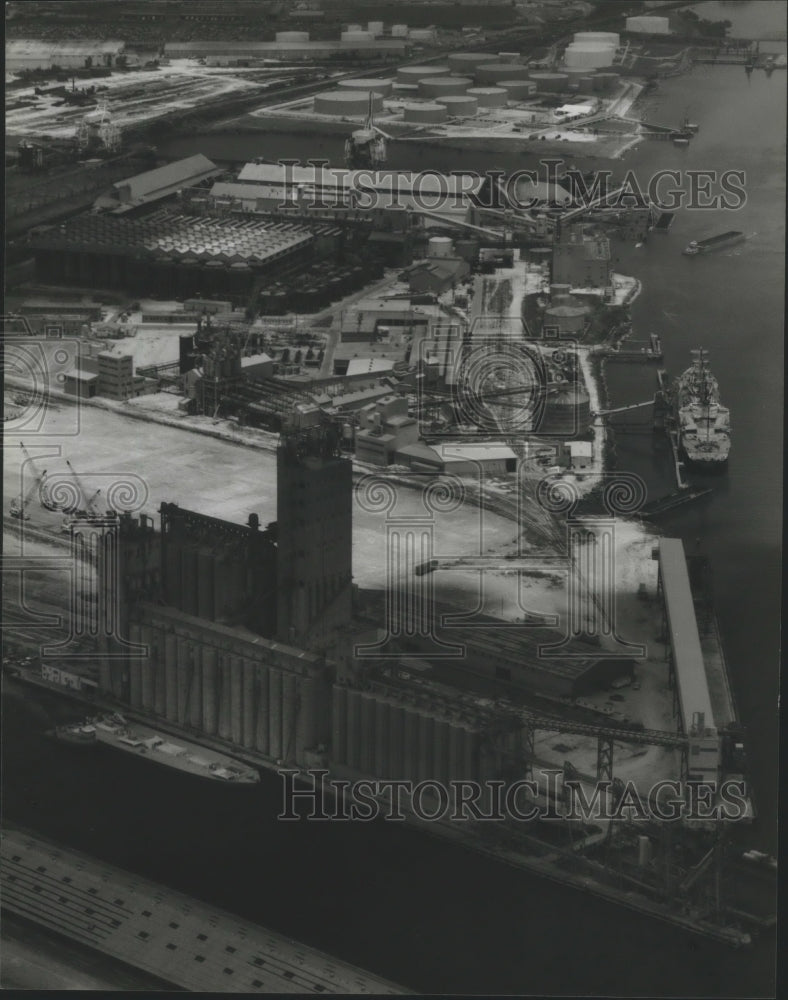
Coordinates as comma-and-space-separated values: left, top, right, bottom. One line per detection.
675, 349, 731, 469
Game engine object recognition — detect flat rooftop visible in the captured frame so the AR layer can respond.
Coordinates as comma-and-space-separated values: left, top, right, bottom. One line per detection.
658, 538, 716, 734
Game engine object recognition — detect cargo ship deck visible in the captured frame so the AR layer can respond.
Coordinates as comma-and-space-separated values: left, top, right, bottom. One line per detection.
0, 826, 405, 994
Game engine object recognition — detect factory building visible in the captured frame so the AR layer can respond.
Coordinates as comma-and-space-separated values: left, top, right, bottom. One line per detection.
29, 209, 331, 302
552, 227, 612, 292
94, 155, 221, 215
395, 442, 518, 476
405, 256, 469, 295
6, 39, 125, 72
354, 395, 419, 466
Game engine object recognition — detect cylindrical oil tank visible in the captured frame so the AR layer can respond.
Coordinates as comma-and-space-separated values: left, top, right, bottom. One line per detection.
474, 62, 532, 84
498, 79, 536, 100
397, 64, 450, 83
579, 74, 596, 90
418, 75, 471, 97
391, 24, 409, 38
543, 303, 586, 336
448, 51, 497, 73
367, 20, 384, 36
594, 71, 620, 91
347, 23, 363, 31
314, 90, 383, 116
466, 86, 507, 108
574, 31, 620, 45
341, 30, 373, 43
428, 235, 453, 257
499, 51, 521, 61
528, 71, 569, 93
454, 238, 479, 260
564, 43, 616, 70
403, 102, 448, 124
276, 30, 309, 42
626, 15, 670, 34
337, 77, 393, 97
539, 384, 591, 435
435, 94, 478, 116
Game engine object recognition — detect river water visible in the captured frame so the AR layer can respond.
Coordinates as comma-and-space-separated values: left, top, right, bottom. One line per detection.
3, 3, 783, 994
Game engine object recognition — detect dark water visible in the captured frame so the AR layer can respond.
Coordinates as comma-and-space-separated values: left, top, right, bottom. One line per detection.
4, 5, 783, 995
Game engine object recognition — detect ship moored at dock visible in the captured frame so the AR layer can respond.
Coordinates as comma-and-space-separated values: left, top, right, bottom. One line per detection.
50, 713, 260, 784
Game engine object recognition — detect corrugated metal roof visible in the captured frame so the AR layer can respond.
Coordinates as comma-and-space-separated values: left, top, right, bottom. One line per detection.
440, 442, 517, 462
658, 538, 716, 732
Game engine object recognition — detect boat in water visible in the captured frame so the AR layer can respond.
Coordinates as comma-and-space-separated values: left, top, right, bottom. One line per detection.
49, 713, 260, 784
674, 349, 731, 470
683, 231, 745, 255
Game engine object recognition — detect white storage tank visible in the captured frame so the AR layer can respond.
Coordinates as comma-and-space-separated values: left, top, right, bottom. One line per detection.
403, 102, 448, 124
397, 64, 450, 83
499, 80, 536, 100
626, 15, 670, 34
448, 51, 498, 73
428, 236, 453, 258
564, 43, 616, 70
314, 90, 383, 116
346, 24, 363, 32
367, 20, 384, 36
498, 51, 521, 61
337, 77, 393, 98
276, 30, 309, 42
574, 31, 620, 45
528, 71, 569, 93
466, 86, 507, 108
418, 75, 471, 97
391, 24, 409, 38
436, 94, 478, 116
475, 62, 532, 84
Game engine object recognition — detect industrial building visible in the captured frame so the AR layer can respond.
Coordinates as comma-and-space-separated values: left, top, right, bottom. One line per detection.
354, 395, 419, 465
94, 154, 221, 215
6, 39, 126, 72
28, 209, 337, 301
552, 227, 612, 292
405, 256, 469, 295
395, 441, 519, 476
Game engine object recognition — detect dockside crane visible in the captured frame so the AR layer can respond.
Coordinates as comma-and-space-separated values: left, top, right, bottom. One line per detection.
11, 443, 48, 520
65, 459, 102, 517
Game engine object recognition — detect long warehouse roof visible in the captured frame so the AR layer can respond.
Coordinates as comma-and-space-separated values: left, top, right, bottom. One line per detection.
658, 538, 716, 734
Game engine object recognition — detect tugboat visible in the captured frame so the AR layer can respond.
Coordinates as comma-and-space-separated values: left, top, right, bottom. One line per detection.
674, 348, 731, 470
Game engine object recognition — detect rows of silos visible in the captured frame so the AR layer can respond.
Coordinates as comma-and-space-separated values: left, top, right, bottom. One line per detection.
126, 618, 326, 762
331, 682, 487, 784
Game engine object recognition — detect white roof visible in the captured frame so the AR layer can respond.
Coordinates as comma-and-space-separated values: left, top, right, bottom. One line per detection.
568, 441, 593, 456
440, 442, 518, 463
346, 357, 395, 375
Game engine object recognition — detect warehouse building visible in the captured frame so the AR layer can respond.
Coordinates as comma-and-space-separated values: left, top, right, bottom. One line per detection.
7, 39, 126, 72
95, 154, 221, 215
552, 226, 612, 292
